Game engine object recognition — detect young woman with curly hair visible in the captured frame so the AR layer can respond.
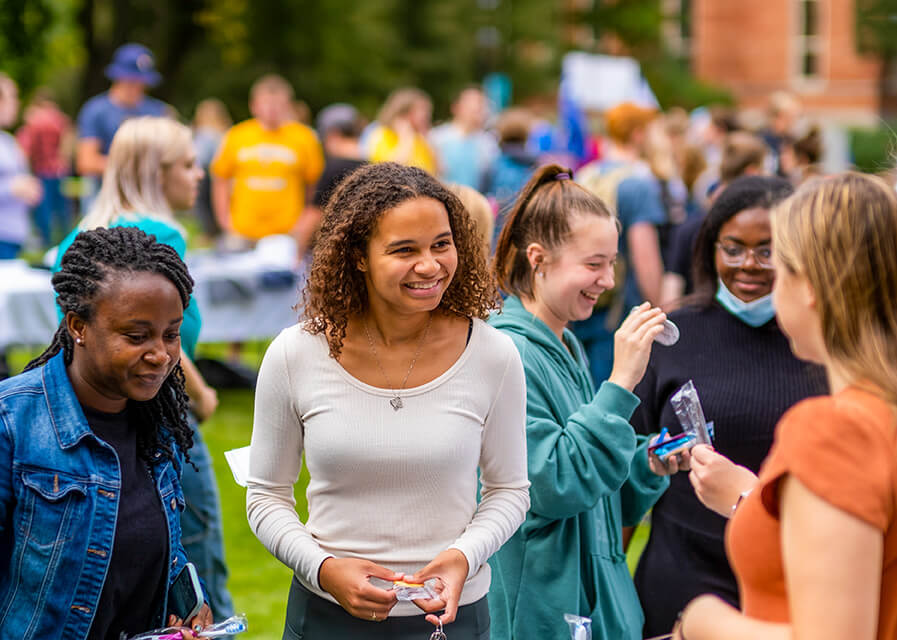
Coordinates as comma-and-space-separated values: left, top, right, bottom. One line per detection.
246, 162, 530, 640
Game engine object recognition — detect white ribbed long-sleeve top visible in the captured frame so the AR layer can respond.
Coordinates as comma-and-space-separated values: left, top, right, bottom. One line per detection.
246, 319, 530, 616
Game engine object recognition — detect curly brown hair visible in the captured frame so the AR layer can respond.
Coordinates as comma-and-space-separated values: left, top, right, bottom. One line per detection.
304, 162, 499, 358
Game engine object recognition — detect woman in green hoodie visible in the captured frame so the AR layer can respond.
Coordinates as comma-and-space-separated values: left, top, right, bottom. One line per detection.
488, 164, 673, 640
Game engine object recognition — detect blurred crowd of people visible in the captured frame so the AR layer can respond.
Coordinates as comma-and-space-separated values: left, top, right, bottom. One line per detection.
1, 42, 826, 270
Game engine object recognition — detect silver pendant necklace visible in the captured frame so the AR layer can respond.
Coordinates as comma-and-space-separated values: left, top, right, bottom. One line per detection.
362, 314, 433, 411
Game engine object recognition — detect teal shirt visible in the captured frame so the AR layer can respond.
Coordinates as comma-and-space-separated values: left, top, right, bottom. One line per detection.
54, 216, 202, 359
488, 296, 669, 640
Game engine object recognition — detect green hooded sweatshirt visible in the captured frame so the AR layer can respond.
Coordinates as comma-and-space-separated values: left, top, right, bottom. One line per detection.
488, 296, 669, 640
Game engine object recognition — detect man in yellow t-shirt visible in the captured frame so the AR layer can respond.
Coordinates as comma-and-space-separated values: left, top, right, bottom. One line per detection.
211, 74, 324, 250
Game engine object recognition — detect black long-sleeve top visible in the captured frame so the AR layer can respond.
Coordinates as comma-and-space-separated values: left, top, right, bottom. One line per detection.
630, 302, 827, 637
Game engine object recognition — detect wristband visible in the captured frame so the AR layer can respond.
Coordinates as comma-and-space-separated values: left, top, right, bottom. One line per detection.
730, 488, 753, 518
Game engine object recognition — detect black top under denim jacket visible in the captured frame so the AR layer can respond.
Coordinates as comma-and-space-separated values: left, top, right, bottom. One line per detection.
0, 352, 200, 640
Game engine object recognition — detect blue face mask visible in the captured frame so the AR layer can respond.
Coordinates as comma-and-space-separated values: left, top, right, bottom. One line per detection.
715, 279, 776, 327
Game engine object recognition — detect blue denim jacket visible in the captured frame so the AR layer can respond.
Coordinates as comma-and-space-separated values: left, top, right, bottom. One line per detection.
0, 352, 191, 639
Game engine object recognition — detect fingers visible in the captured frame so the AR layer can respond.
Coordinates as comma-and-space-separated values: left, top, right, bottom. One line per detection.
363, 582, 400, 606
676, 448, 693, 471
439, 589, 460, 625
652, 452, 680, 476
362, 564, 403, 606
665, 454, 681, 475
412, 596, 447, 613
188, 603, 214, 629
688, 468, 701, 493
619, 301, 651, 331
617, 305, 666, 351
320, 557, 401, 620
620, 303, 663, 333
423, 594, 460, 626
367, 562, 404, 582
690, 443, 716, 464
631, 310, 667, 343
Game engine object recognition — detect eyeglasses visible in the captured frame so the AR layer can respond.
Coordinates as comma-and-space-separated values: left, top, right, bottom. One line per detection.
715, 242, 773, 269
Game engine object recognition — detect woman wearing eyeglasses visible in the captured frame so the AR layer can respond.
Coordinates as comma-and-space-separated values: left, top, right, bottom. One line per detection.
629, 176, 827, 638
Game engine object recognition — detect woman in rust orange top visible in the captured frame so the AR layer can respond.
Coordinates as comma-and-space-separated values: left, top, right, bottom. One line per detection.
675, 172, 897, 640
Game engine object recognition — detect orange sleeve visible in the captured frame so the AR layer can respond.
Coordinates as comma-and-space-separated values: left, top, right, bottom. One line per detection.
759, 394, 895, 531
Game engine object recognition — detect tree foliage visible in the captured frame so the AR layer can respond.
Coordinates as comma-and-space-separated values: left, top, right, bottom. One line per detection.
0, 0, 728, 123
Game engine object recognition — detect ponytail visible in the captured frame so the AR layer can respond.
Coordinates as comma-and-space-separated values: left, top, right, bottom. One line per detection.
493, 164, 611, 299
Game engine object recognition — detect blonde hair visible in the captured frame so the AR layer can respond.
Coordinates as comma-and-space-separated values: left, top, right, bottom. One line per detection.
80, 116, 192, 230
644, 119, 676, 181
772, 172, 897, 406
376, 87, 430, 129
448, 183, 493, 256
193, 98, 232, 132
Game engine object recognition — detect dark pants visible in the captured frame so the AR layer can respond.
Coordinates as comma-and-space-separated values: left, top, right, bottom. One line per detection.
283, 577, 490, 640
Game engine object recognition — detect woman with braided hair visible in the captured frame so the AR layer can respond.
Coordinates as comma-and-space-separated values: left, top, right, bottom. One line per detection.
0, 226, 212, 639
54, 115, 234, 622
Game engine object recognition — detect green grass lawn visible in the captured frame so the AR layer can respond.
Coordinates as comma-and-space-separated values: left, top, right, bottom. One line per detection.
191, 340, 309, 638
6, 344, 650, 638
202, 388, 308, 639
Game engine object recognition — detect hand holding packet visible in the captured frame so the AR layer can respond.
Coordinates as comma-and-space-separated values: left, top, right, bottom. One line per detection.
628, 305, 679, 346
121, 614, 248, 640
648, 432, 696, 461
648, 380, 715, 463
670, 380, 712, 445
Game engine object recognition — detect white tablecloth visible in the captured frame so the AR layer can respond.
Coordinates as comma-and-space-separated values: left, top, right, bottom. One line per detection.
0, 251, 305, 350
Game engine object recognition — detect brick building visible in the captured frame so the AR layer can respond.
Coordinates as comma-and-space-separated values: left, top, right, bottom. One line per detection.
668, 0, 894, 123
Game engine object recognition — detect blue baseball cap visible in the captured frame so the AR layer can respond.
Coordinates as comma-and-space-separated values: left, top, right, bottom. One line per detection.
105, 43, 162, 87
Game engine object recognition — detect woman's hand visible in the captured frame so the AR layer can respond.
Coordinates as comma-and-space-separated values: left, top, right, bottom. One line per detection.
647, 434, 692, 476
608, 303, 666, 392
688, 445, 758, 518
168, 602, 213, 638
675, 594, 729, 640
406, 549, 470, 627
318, 557, 402, 621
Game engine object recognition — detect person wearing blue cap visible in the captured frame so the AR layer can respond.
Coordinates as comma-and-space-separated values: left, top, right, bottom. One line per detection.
75, 43, 171, 209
